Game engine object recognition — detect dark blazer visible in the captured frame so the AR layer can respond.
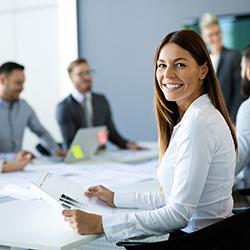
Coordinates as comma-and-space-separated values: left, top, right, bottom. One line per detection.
216, 47, 242, 122
56, 93, 129, 149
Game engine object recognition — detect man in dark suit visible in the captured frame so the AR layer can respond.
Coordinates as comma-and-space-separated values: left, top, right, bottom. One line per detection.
56, 58, 143, 150
200, 13, 242, 122
216, 47, 242, 121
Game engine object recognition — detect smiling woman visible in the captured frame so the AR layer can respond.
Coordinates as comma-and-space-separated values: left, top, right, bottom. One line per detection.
62, 30, 238, 244
154, 30, 237, 158
156, 43, 208, 118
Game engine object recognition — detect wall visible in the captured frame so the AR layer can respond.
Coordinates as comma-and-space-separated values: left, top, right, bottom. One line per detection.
0, 0, 78, 153
77, 0, 250, 142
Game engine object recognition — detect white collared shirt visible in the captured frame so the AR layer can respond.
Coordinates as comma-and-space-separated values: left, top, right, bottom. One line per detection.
102, 94, 236, 241
71, 88, 91, 104
210, 53, 220, 72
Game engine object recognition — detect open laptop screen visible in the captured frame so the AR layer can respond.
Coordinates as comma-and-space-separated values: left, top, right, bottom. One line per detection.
64, 126, 107, 163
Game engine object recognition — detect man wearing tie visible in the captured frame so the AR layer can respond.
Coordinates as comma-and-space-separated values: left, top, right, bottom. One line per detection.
199, 13, 242, 122
56, 58, 143, 150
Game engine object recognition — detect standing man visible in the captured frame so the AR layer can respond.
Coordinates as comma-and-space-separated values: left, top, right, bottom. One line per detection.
56, 58, 143, 150
199, 13, 242, 122
0, 62, 66, 167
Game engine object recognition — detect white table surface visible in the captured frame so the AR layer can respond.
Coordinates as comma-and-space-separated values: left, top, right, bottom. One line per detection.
0, 199, 98, 250
0, 142, 159, 192
0, 144, 159, 250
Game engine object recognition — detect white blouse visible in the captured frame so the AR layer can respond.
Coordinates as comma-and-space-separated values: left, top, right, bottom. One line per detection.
102, 94, 236, 242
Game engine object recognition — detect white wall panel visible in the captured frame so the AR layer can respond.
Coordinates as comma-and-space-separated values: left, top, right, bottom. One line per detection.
0, 0, 78, 153
15, 6, 61, 151
0, 13, 14, 62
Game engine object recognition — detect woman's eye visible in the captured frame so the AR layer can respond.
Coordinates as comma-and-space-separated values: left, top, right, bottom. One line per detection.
157, 64, 166, 68
176, 63, 185, 68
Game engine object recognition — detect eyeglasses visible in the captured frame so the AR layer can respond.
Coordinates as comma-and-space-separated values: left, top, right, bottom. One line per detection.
75, 69, 95, 77
207, 31, 221, 39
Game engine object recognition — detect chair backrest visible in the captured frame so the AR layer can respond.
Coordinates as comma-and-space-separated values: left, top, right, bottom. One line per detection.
117, 207, 250, 250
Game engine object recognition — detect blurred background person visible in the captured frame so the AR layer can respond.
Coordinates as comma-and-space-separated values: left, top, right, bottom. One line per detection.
231, 44, 250, 207
0, 62, 66, 159
0, 151, 32, 173
56, 58, 144, 151
235, 44, 250, 182
199, 12, 242, 122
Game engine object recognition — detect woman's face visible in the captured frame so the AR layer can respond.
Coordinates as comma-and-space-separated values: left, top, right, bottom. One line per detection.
156, 42, 208, 112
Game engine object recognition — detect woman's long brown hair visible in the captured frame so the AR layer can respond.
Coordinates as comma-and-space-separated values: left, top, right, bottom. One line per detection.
154, 30, 237, 159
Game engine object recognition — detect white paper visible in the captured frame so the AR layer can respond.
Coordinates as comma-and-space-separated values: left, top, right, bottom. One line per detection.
31, 172, 90, 211
0, 148, 159, 204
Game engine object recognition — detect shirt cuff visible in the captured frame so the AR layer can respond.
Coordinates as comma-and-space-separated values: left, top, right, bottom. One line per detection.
114, 192, 138, 208
102, 213, 132, 242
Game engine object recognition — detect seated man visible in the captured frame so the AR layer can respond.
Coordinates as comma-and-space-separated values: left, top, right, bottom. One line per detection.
56, 58, 143, 150
0, 62, 66, 165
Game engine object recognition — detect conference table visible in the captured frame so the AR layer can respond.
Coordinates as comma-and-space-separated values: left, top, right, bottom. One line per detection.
0, 142, 160, 250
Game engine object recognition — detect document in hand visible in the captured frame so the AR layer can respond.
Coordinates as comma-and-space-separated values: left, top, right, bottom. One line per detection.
30, 172, 141, 216
30, 172, 89, 211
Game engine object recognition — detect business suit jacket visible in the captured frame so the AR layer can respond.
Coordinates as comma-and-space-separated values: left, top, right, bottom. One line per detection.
56, 93, 129, 149
216, 47, 242, 122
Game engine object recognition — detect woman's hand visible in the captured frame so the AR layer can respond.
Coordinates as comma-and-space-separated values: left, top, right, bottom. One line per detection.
62, 210, 103, 235
85, 185, 116, 208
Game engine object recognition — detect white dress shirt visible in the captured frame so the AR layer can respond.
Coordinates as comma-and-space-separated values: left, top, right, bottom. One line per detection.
210, 53, 220, 72
235, 97, 250, 179
102, 94, 236, 242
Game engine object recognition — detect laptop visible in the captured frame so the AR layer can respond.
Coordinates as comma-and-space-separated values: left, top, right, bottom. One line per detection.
63, 126, 107, 163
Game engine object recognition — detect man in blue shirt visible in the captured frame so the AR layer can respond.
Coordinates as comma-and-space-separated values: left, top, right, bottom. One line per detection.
0, 62, 66, 172
0, 151, 32, 173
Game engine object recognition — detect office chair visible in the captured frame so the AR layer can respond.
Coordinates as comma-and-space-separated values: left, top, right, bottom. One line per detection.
232, 178, 250, 207
116, 207, 250, 250
235, 178, 250, 196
